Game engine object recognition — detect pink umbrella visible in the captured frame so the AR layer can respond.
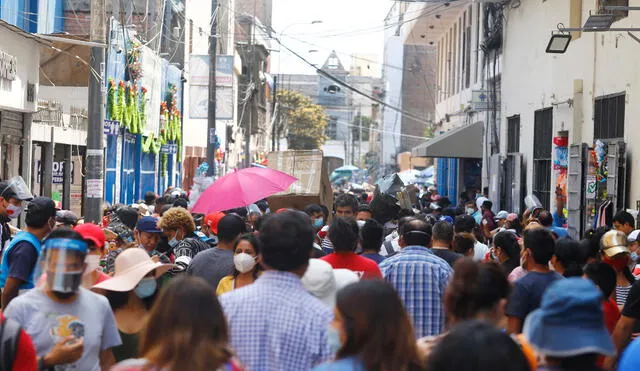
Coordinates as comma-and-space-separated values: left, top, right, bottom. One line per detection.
191, 167, 298, 214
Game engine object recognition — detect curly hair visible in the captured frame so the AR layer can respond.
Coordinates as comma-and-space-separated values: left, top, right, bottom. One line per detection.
157, 207, 196, 234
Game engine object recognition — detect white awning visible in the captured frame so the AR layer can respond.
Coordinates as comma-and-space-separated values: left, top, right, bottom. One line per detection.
412, 121, 484, 159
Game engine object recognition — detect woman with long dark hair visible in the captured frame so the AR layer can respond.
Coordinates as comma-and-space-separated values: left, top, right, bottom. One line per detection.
111, 276, 243, 371
216, 233, 261, 295
492, 231, 520, 276
312, 280, 424, 371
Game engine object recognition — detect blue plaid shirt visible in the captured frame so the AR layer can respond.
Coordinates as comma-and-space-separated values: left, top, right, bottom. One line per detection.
220, 271, 333, 370
379, 245, 453, 338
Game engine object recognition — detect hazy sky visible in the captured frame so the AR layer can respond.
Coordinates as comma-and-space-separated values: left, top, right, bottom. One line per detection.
271, 0, 392, 75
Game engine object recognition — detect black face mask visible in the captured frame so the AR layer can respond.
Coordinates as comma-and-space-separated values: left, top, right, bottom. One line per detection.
51, 291, 76, 300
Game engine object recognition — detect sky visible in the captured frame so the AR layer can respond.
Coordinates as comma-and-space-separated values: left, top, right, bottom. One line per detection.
271, 0, 393, 75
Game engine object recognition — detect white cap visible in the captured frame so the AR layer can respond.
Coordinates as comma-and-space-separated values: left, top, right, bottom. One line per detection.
302, 259, 360, 307
628, 230, 640, 243
495, 210, 509, 220
476, 196, 489, 210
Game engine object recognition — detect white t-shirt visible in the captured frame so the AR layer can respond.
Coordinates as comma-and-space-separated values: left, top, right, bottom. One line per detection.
5, 287, 122, 371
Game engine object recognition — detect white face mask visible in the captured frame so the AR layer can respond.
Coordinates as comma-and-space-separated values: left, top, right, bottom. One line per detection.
6, 203, 22, 219
466, 208, 475, 215
234, 253, 257, 273
83, 254, 101, 276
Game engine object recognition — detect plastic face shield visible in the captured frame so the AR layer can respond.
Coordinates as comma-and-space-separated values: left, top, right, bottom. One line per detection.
1, 176, 33, 201
35, 238, 88, 293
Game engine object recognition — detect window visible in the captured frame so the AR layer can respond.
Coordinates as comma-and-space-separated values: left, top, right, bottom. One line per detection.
465, 26, 471, 88
326, 116, 338, 140
533, 108, 553, 209
599, 0, 629, 21
594, 92, 625, 139
507, 115, 520, 153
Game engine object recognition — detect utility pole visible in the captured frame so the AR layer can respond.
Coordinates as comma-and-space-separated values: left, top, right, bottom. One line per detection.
206, 0, 218, 177
84, 0, 106, 223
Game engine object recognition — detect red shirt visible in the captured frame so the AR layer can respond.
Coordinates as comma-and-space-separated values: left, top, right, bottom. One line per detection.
320, 252, 383, 279
603, 298, 621, 334
0, 313, 37, 371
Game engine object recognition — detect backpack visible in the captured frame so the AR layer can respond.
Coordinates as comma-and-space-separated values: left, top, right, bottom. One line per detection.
0, 316, 21, 371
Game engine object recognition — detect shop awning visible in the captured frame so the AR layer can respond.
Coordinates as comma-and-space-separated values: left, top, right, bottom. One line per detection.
412, 121, 484, 159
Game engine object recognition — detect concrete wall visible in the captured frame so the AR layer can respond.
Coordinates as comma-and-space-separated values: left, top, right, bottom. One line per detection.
500, 0, 640, 209
0, 25, 40, 113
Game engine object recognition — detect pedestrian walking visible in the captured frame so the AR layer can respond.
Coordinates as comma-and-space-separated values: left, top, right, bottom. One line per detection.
492, 231, 522, 277
0, 177, 32, 256
506, 228, 563, 334
312, 280, 425, 371
216, 233, 262, 295
359, 219, 385, 264
133, 216, 170, 264
220, 210, 333, 370
426, 321, 531, 371
524, 278, 614, 371
73, 223, 111, 288
188, 214, 248, 289
551, 237, 584, 277
0, 197, 57, 309
322, 194, 359, 252
430, 221, 463, 267
4, 229, 122, 370
600, 230, 635, 307
379, 218, 453, 338
55, 210, 80, 229
452, 233, 475, 258
93, 248, 175, 362
320, 217, 382, 279
157, 207, 210, 270
454, 214, 489, 261
111, 276, 244, 371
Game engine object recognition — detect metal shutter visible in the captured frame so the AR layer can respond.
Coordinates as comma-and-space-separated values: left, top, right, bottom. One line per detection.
567, 144, 585, 240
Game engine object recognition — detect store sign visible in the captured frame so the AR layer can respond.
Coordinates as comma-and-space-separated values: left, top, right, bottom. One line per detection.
37, 161, 75, 184
160, 144, 178, 154
104, 120, 120, 136
0, 50, 17, 81
586, 175, 597, 199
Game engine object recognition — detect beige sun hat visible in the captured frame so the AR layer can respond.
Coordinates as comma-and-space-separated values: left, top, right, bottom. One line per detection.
93, 247, 176, 292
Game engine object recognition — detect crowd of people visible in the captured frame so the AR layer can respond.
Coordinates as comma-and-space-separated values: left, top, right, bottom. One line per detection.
2, 178, 640, 371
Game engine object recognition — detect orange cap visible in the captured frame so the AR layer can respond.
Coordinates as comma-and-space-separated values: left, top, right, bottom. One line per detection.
204, 212, 226, 235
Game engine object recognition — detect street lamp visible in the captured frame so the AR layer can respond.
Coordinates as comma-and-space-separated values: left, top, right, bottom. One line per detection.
546, 33, 572, 54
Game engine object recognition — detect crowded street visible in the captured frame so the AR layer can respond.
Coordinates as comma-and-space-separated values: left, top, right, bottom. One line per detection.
2, 0, 640, 370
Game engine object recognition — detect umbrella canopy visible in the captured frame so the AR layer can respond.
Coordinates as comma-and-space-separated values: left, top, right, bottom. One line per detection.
334, 165, 360, 172
191, 167, 297, 214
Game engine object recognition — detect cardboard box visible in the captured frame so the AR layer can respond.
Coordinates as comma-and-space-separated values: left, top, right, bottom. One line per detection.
267, 150, 333, 212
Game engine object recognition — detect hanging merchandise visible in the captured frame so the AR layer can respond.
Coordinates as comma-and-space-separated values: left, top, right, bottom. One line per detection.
126, 39, 143, 82
142, 133, 161, 154
107, 79, 117, 121
139, 86, 148, 132
113, 81, 126, 123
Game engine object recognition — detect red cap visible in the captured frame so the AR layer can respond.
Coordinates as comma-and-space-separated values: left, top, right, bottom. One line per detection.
204, 212, 226, 235
276, 208, 288, 213
74, 223, 106, 249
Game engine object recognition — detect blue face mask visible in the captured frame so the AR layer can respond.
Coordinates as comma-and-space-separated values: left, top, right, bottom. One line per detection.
313, 218, 324, 229
631, 252, 639, 263
168, 238, 179, 248
327, 325, 342, 354
135, 277, 158, 299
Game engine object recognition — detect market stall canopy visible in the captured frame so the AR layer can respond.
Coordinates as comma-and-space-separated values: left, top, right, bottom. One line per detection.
412, 121, 484, 159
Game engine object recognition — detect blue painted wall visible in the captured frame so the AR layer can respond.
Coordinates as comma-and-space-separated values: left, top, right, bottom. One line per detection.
436, 158, 459, 207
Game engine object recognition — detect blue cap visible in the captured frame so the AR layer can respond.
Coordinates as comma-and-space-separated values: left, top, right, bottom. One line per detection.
136, 216, 162, 233
523, 277, 614, 357
619, 337, 640, 370
439, 216, 454, 224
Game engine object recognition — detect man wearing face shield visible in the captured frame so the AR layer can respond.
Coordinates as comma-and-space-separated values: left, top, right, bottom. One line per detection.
4, 229, 122, 370
0, 176, 33, 256
0, 197, 56, 309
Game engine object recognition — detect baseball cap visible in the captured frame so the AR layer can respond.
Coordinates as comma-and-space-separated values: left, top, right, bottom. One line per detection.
439, 216, 454, 224
601, 230, 630, 257
56, 210, 79, 226
74, 223, 106, 249
628, 230, 640, 244
302, 259, 359, 307
135, 216, 162, 234
524, 278, 614, 357
27, 197, 57, 218
495, 210, 509, 220
204, 212, 226, 235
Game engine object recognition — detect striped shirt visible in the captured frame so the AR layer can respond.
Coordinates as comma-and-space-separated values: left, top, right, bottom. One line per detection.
617, 285, 632, 307
379, 245, 453, 338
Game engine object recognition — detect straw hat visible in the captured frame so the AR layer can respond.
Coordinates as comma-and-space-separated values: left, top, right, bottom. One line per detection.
93, 248, 175, 292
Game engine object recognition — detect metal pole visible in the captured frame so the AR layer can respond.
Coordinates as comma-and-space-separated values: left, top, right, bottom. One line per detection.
84, 0, 106, 223
358, 105, 362, 167
271, 75, 277, 151
206, 0, 218, 177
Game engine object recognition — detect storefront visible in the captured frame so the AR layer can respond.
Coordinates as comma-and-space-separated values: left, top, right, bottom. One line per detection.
412, 121, 484, 206
0, 20, 43, 185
